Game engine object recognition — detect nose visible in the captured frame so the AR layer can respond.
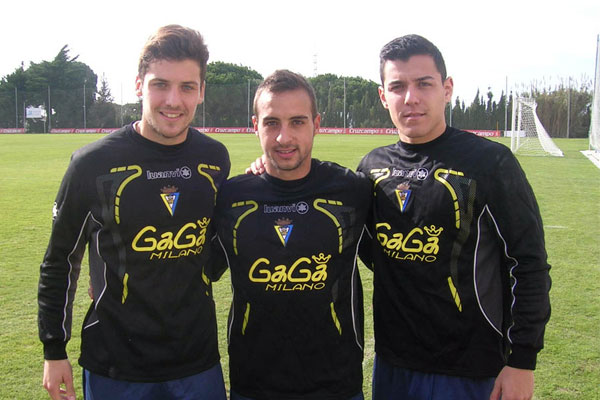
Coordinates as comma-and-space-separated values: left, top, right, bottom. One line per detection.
276, 125, 292, 145
404, 85, 418, 105
165, 87, 181, 107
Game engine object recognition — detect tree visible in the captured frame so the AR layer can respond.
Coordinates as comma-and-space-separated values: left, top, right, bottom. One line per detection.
533, 80, 592, 138
89, 74, 119, 128
0, 45, 97, 131
0, 63, 27, 129
309, 74, 391, 128
202, 62, 263, 127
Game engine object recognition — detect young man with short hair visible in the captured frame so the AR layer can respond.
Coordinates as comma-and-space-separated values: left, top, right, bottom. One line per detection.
38, 25, 230, 400
212, 70, 371, 400
358, 34, 551, 400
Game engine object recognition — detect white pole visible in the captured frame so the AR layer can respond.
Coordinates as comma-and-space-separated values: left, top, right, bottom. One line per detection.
343, 77, 346, 131
511, 95, 517, 152
567, 78, 571, 138
83, 79, 87, 129
15, 87, 18, 129
504, 76, 508, 132
48, 86, 51, 132
247, 79, 251, 128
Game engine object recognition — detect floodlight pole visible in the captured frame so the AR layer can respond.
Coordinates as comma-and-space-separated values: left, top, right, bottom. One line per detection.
83, 79, 87, 130
343, 77, 346, 131
504, 77, 508, 132
15, 87, 18, 129
48, 86, 52, 132
247, 79, 251, 128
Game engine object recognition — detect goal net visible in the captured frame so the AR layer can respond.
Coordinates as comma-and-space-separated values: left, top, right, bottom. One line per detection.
510, 97, 564, 157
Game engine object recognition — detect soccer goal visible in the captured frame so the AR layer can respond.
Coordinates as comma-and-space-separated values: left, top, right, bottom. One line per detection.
510, 97, 564, 157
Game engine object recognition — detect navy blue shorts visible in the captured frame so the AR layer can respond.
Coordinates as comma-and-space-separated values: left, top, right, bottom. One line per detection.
83, 363, 227, 400
372, 355, 495, 400
230, 389, 364, 400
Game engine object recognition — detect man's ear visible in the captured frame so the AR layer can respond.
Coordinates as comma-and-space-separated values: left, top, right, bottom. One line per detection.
135, 76, 143, 98
443, 77, 454, 103
313, 113, 321, 137
378, 86, 389, 109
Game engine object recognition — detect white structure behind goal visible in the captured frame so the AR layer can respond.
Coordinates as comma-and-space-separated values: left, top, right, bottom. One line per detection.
589, 35, 600, 153
510, 97, 564, 157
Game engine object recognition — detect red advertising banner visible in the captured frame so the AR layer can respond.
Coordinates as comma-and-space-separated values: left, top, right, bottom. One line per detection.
194, 127, 254, 134
0, 128, 26, 134
42, 127, 502, 137
50, 128, 119, 134
466, 130, 501, 137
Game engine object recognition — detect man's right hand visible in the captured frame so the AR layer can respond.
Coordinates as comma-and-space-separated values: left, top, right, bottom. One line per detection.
43, 359, 76, 400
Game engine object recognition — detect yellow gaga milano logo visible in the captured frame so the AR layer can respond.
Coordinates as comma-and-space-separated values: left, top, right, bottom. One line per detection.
376, 223, 443, 262
249, 253, 331, 291
131, 217, 210, 260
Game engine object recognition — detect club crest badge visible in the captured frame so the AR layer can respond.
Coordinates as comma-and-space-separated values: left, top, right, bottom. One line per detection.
160, 185, 180, 216
395, 182, 411, 212
274, 217, 293, 246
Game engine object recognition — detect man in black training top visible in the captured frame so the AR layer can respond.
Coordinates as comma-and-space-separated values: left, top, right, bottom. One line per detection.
357, 34, 551, 400
211, 70, 371, 400
38, 25, 230, 400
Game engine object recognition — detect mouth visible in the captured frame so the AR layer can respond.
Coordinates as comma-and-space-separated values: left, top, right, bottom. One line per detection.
403, 111, 425, 119
275, 148, 297, 159
401, 111, 426, 124
160, 111, 183, 120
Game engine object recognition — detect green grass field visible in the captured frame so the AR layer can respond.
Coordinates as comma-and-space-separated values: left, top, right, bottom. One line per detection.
0, 134, 598, 399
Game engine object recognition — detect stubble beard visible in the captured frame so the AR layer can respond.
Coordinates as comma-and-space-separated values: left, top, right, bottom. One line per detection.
145, 113, 190, 143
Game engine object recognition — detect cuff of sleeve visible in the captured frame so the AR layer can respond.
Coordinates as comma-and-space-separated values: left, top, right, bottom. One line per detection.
43, 341, 68, 360
507, 345, 538, 370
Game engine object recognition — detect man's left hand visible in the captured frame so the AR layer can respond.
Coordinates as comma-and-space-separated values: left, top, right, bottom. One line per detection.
489, 366, 534, 400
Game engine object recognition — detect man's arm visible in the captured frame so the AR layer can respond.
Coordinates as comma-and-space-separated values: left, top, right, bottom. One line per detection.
489, 150, 551, 368
205, 182, 232, 282
38, 156, 89, 398
355, 170, 374, 270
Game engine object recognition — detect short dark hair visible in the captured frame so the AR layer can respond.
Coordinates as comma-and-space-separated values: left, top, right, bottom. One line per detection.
253, 70, 318, 119
138, 25, 209, 83
379, 34, 447, 84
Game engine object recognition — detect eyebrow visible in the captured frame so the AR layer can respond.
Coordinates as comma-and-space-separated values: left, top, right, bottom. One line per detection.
388, 75, 435, 85
415, 75, 435, 82
149, 78, 199, 86
262, 115, 309, 122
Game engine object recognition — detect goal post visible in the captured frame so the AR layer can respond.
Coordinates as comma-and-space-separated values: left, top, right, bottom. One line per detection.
589, 34, 600, 153
510, 97, 564, 157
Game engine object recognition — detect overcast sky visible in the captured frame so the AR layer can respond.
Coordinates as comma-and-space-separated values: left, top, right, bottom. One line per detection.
1, 0, 598, 105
